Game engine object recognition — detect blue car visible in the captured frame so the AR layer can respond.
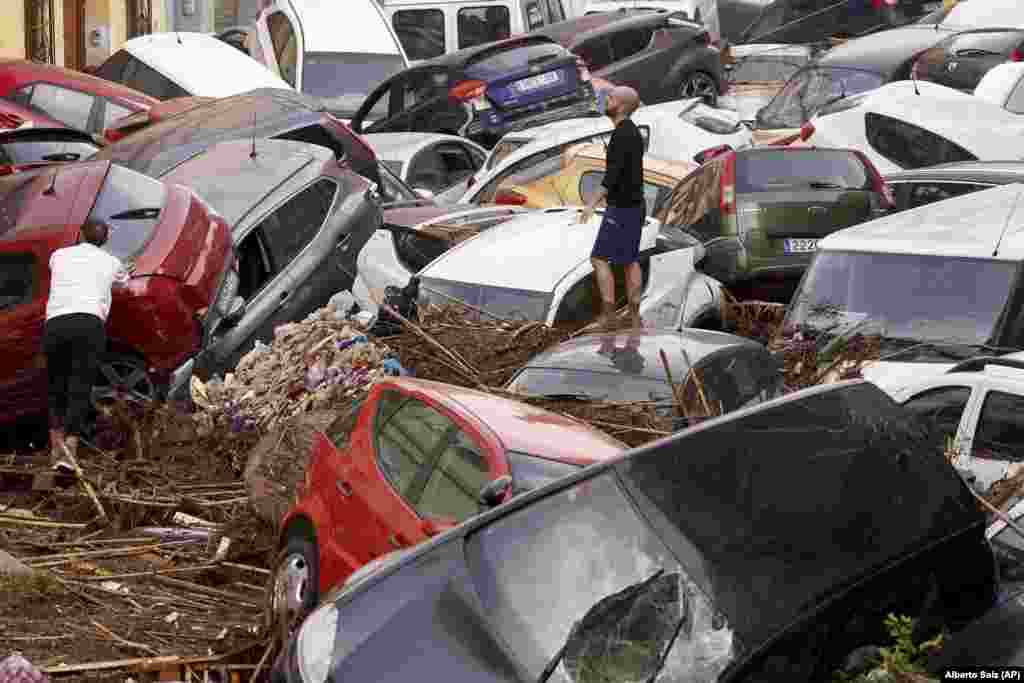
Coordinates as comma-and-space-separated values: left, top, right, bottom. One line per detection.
349, 36, 596, 147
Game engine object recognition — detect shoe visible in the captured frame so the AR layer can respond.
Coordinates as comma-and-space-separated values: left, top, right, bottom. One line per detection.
52, 435, 78, 474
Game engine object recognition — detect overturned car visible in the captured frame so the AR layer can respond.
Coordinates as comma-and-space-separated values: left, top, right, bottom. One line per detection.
272, 380, 996, 682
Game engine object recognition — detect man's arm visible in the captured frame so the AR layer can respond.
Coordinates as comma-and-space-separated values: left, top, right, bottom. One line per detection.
579, 135, 618, 222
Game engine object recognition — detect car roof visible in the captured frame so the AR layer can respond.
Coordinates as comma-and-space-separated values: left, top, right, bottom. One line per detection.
520, 328, 763, 383
0, 59, 157, 109
884, 160, 1024, 184
157, 139, 331, 227
363, 132, 476, 164
819, 182, 1024, 259
420, 208, 659, 291
285, 0, 402, 54
815, 26, 948, 75
387, 377, 626, 464
537, 9, 684, 47
824, 80, 1024, 157
418, 35, 562, 69
122, 33, 294, 97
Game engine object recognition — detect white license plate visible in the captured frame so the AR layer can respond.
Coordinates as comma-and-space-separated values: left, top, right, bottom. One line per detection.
784, 238, 818, 254
513, 71, 560, 92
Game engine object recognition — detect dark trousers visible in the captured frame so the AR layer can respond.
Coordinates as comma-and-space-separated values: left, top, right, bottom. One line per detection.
42, 313, 105, 436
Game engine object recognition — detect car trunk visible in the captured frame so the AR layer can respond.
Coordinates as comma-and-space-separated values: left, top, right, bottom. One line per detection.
467, 41, 582, 125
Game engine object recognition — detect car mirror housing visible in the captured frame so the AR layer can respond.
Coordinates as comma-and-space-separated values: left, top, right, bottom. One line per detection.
479, 475, 513, 508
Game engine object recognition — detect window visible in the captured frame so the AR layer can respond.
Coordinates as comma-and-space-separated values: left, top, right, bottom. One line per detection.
235, 227, 273, 300
374, 392, 454, 497
418, 278, 551, 321
894, 181, 989, 211
400, 70, 448, 111
393, 9, 445, 61
102, 100, 134, 128
378, 162, 418, 202
575, 37, 615, 71
610, 27, 654, 60
28, 84, 94, 131
407, 149, 449, 192
658, 163, 723, 241
394, 230, 451, 273
88, 165, 167, 261
267, 11, 298, 86
258, 179, 335, 270
973, 391, 1024, 462
94, 50, 133, 82
865, 112, 977, 170
0, 252, 35, 310
478, 147, 563, 203
545, 0, 566, 23
758, 66, 883, 129
901, 386, 971, 449
458, 6, 512, 50
417, 429, 490, 522
523, 1, 545, 30
0, 139, 97, 166
121, 59, 189, 100
302, 53, 406, 116
737, 149, 870, 193
1005, 75, 1024, 115
579, 171, 664, 216
507, 450, 578, 495
465, 40, 564, 80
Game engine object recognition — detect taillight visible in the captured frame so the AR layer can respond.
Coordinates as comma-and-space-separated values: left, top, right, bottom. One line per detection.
799, 120, 815, 141
852, 150, 894, 209
494, 190, 528, 206
0, 112, 23, 129
450, 79, 487, 101
1012, 48, 1023, 62
693, 144, 732, 165
103, 127, 126, 144
720, 153, 736, 215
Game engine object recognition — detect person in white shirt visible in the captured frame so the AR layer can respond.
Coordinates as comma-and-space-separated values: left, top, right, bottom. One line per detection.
43, 219, 130, 469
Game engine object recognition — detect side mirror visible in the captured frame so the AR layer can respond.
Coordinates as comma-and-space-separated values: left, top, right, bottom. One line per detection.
223, 296, 245, 325
414, 187, 436, 200
478, 475, 513, 508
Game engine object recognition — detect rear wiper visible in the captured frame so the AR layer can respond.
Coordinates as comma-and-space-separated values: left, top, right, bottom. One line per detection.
807, 181, 845, 189
41, 152, 80, 162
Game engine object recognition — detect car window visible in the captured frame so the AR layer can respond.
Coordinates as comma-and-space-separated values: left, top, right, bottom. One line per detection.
393, 9, 445, 61
0, 252, 36, 310
737, 149, 870, 192
259, 179, 336, 270
27, 84, 94, 131
576, 37, 615, 71
893, 181, 989, 211
506, 450, 578, 495
546, 0, 566, 22
972, 390, 1024, 462
407, 148, 450, 193
465, 40, 565, 80
1005, 75, 1024, 116
478, 146, 563, 203
759, 67, 883, 129
437, 143, 480, 187
400, 70, 448, 111
303, 52, 406, 116
901, 385, 971, 451
416, 429, 491, 522
121, 58, 189, 100
88, 165, 167, 262
458, 6, 512, 50
523, 1, 546, 30
102, 100, 134, 128
659, 162, 723, 240
267, 10, 298, 86
579, 170, 662, 215
378, 162, 418, 202
0, 139, 97, 165
374, 391, 454, 499
94, 49, 133, 82
361, 82, 393, 129
691, 349, 783, 414
235, 227, 273, 300
609, 27, 654, 61
865, 112, 977, 170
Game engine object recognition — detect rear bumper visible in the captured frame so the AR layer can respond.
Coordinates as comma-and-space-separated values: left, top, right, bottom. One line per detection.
467, 86, 596, 139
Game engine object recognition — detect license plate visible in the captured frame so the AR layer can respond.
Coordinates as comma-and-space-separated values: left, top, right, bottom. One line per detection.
784, 238, 818, 254
513, 71, 560, 93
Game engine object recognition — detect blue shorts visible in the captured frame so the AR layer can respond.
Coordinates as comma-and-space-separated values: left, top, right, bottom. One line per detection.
591, 205, 644, 265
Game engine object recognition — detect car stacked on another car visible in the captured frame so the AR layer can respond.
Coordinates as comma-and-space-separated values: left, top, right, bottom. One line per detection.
362, 132, 487, 196
912, 27, 1024, 93
0, 128, 101, 176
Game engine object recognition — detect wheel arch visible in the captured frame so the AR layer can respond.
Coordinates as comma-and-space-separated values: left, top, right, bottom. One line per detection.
278, 512, 317, 550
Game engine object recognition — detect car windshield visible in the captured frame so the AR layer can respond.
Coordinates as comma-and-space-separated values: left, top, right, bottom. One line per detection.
758, 67, 884, 129
786, 250, 1020, 347
506, 450, 580, 494
729, 53, 811, 84
940, 0, 1024, 29
465, 472, 737, 683
737, 149, 871, 192
465, 41, 566, 80
381, 160, 404, 177
508, 367, 675, 404
302, 52, 406, 117
678, 102, 743, 135
88, 165, 166, 262
418, 277, 551, 321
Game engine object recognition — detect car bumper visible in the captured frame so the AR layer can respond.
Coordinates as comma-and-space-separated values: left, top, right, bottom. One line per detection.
467, 87, 597, 139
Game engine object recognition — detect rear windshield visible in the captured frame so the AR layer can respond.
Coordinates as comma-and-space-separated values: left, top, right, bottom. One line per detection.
508, 367, 675, 403
88, 165, 166, 261
679, 103, 743, 135
419, 277, 551, 321
506, 450, 580, 495
0, 139, 98, 165
758, 67, 884, 129
736, 150, 870, 193
465, 41, 566, 80
303, 52, 406, 117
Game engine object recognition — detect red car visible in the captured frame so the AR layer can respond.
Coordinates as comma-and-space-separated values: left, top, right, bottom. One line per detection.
0, 59, 157, 136
271, 377, 625, 626
0, 98, 65, 130
101, 95, 214, 144
0, 160, 232, 424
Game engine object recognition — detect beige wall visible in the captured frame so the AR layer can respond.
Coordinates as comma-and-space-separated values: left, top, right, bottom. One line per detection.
0, 0, 27, 60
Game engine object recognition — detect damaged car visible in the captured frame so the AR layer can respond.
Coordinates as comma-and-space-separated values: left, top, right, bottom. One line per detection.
271, 379, 997, 682
0, 127, 101, 176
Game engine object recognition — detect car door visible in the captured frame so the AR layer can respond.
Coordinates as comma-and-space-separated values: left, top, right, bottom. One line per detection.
900, 384, 976, 461
888, 180, 994, 213
261, 8, 300, 88
960, 382, 1024, 480
0, 247, 47, 421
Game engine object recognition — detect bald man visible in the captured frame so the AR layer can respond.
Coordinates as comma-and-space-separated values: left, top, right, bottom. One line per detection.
579, 86, 645, 329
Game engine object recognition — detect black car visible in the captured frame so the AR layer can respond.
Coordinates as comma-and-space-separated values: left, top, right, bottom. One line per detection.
160, 139, 381, 397
506, 328, 783, 423
349, 36, 596, 147
534, 10, 723, 107
913, 28, 1024, 92
884, 160, 1024, 213
0, 127, 100, 172
271, 380, 996, 683
88, 87, 382, 188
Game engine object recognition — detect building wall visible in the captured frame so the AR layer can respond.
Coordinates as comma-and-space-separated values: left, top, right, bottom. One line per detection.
0, 0, 29, 60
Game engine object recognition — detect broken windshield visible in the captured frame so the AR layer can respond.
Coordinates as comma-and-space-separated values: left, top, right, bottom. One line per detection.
757, 67, 882, 129
465, 472, 737, 683
785, 250, 1020, 349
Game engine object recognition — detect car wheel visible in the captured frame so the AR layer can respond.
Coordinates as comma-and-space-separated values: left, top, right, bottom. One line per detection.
265, 534, 320, 644
91, 353, 158, 411
680, 71, 719, 107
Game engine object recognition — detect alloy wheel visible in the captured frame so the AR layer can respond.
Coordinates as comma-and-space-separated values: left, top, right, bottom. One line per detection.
681, 72, 718, 107
91, 356, 156, 409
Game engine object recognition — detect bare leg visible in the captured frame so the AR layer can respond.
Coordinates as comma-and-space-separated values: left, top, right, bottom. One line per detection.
625, 260, 643, 328
591, 257, 616, 327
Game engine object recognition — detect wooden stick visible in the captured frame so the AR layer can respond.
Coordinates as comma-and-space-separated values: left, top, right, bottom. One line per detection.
41, 654, 225, 675
152, 574, 262, 606
58, 439, 107, 523
220, 561, 271, 575
68, 563, 220, 581
92, 620, 159, 656
658, 349, 686, 419
0, 514, 87, 529
973, 487, 1024, 544
46, 536, 158, 547
28, 539, 197, 563
250, 640, 275, 683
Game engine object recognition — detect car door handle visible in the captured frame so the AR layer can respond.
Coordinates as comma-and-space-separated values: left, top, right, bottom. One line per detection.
335, 480, 353, 497
279, 290, 289, 301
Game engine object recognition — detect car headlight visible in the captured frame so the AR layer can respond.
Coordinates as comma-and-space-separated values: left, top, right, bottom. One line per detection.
296, 603, 338, 683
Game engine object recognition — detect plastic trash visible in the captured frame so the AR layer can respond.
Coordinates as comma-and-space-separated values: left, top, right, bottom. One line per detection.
336, 335, 369, 351
305, 356, 327, 391
382, 358, 409, 377
0, 654, 49, 683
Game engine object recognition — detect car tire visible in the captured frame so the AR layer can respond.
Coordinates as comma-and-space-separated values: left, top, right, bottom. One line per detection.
91, 352, 159, 410
680, 71, 719, 107
265, 533, 320, 644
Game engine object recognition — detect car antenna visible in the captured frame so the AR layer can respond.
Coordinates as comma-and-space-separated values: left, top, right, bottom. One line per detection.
176, 32, 183, 45
43, 167, 58, 196
992, 190, 1022, 257
249, 112, 258, 159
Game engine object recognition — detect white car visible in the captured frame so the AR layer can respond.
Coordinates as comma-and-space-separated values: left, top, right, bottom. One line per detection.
975, 61, 1024, 115
362, 133, 488, 197
442, 98, 752, 204
352, 207, 722, 330
798, 80, 1024, 175
252, 0, 409, 121
92, 32, 294, 100
719, 43, 814, 123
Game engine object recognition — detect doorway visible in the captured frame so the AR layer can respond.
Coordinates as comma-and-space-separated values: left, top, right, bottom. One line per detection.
62, 0, 85, 71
